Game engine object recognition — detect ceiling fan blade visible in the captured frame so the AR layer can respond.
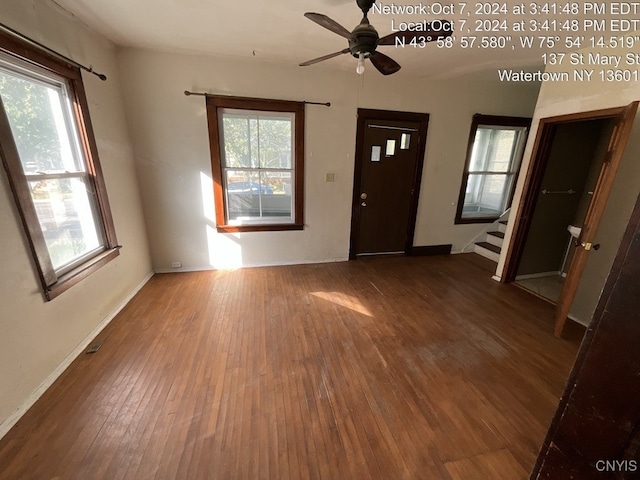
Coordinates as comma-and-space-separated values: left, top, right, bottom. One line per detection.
378, 21, 453, 46
370, 51, 401, 75
299, 48, 351, 67
304, 12, 352, 39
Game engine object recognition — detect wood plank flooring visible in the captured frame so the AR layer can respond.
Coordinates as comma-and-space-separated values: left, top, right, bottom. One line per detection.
0, 254, 584, 479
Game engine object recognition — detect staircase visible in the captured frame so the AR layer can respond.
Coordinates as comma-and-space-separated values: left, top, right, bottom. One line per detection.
474, 221, 507, 263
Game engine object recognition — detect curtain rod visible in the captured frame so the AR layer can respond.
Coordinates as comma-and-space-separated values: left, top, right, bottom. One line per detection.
0, 22, 107, 81
184, 90, 330, 107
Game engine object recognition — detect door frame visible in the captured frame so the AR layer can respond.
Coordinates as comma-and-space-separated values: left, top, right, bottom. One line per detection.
502, 103, 638, 335
348, 108, 429, 260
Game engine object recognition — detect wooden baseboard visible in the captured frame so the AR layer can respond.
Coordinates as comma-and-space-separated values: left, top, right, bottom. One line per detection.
154, 257, 350, 273
515, 271, 561, 280
409, 244, 452, 256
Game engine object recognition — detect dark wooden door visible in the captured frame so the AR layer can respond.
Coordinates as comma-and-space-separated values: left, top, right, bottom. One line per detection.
531, 192, 640, 479
350, 109, 429, 257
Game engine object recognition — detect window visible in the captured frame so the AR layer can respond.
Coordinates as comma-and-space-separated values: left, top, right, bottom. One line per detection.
0, 33, 118, 300
206, 95, 304, 232
455, 114, 530, 224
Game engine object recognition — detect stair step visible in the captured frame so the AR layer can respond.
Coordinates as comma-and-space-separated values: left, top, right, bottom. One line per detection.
474, 242, 501, 263
485, 231, 504, 248
476, 241, 501, 253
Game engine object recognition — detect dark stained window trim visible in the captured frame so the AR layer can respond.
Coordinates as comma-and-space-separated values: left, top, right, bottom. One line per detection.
205, 95, 305, 233
46, 248, 120, 300
455, 114, 531, 225
0, 31, 119, 300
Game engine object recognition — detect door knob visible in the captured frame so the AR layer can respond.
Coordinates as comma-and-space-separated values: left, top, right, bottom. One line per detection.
361, 202, 367, 207
360, 193, 368, 200
574, 241, 600, 251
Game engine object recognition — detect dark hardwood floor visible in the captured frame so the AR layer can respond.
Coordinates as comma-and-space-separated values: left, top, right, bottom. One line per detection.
0, 254, 584, 479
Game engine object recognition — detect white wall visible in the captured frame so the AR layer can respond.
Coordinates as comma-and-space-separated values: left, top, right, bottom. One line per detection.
496, 43, 640, 325
0, 0, 152, 433
118, 48, 539, 271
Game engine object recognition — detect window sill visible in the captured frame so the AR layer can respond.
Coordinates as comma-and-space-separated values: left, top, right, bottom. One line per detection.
455, 216, 501, 225
216, 224, 304, 233
45, 247, 121, 300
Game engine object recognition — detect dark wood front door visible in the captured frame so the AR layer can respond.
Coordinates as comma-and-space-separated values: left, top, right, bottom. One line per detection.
349, 109, 429, 258
531, 191, 640, 479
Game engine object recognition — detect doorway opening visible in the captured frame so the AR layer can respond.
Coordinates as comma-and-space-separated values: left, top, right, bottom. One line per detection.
349, 109, 429, 259
514, 118, 615, 303
503, 102, 638, 336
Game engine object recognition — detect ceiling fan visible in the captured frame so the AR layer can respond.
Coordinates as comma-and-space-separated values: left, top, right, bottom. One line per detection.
299, 0, 453, 75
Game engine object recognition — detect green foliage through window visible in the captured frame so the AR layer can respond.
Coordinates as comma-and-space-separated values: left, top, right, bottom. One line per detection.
0, 72, 66, 173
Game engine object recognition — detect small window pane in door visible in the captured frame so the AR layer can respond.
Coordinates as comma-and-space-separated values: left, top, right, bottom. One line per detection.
385, 140, 396, 157
371, 146, 381, 162
400, 133, 411, 150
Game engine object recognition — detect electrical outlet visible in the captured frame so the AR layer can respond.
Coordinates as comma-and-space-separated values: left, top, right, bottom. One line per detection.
325, 172, 335, 183
171, 262, 182, 268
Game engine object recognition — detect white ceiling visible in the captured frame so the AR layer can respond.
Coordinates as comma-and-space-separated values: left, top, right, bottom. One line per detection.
52, 0, 614, 80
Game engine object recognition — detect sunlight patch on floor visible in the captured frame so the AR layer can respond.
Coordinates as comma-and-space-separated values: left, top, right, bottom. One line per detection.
311, 291, 373, 317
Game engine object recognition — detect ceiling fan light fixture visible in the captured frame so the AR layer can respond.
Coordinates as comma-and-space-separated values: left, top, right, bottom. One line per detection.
300, 1, 448, 76
356, 52, 366, 75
